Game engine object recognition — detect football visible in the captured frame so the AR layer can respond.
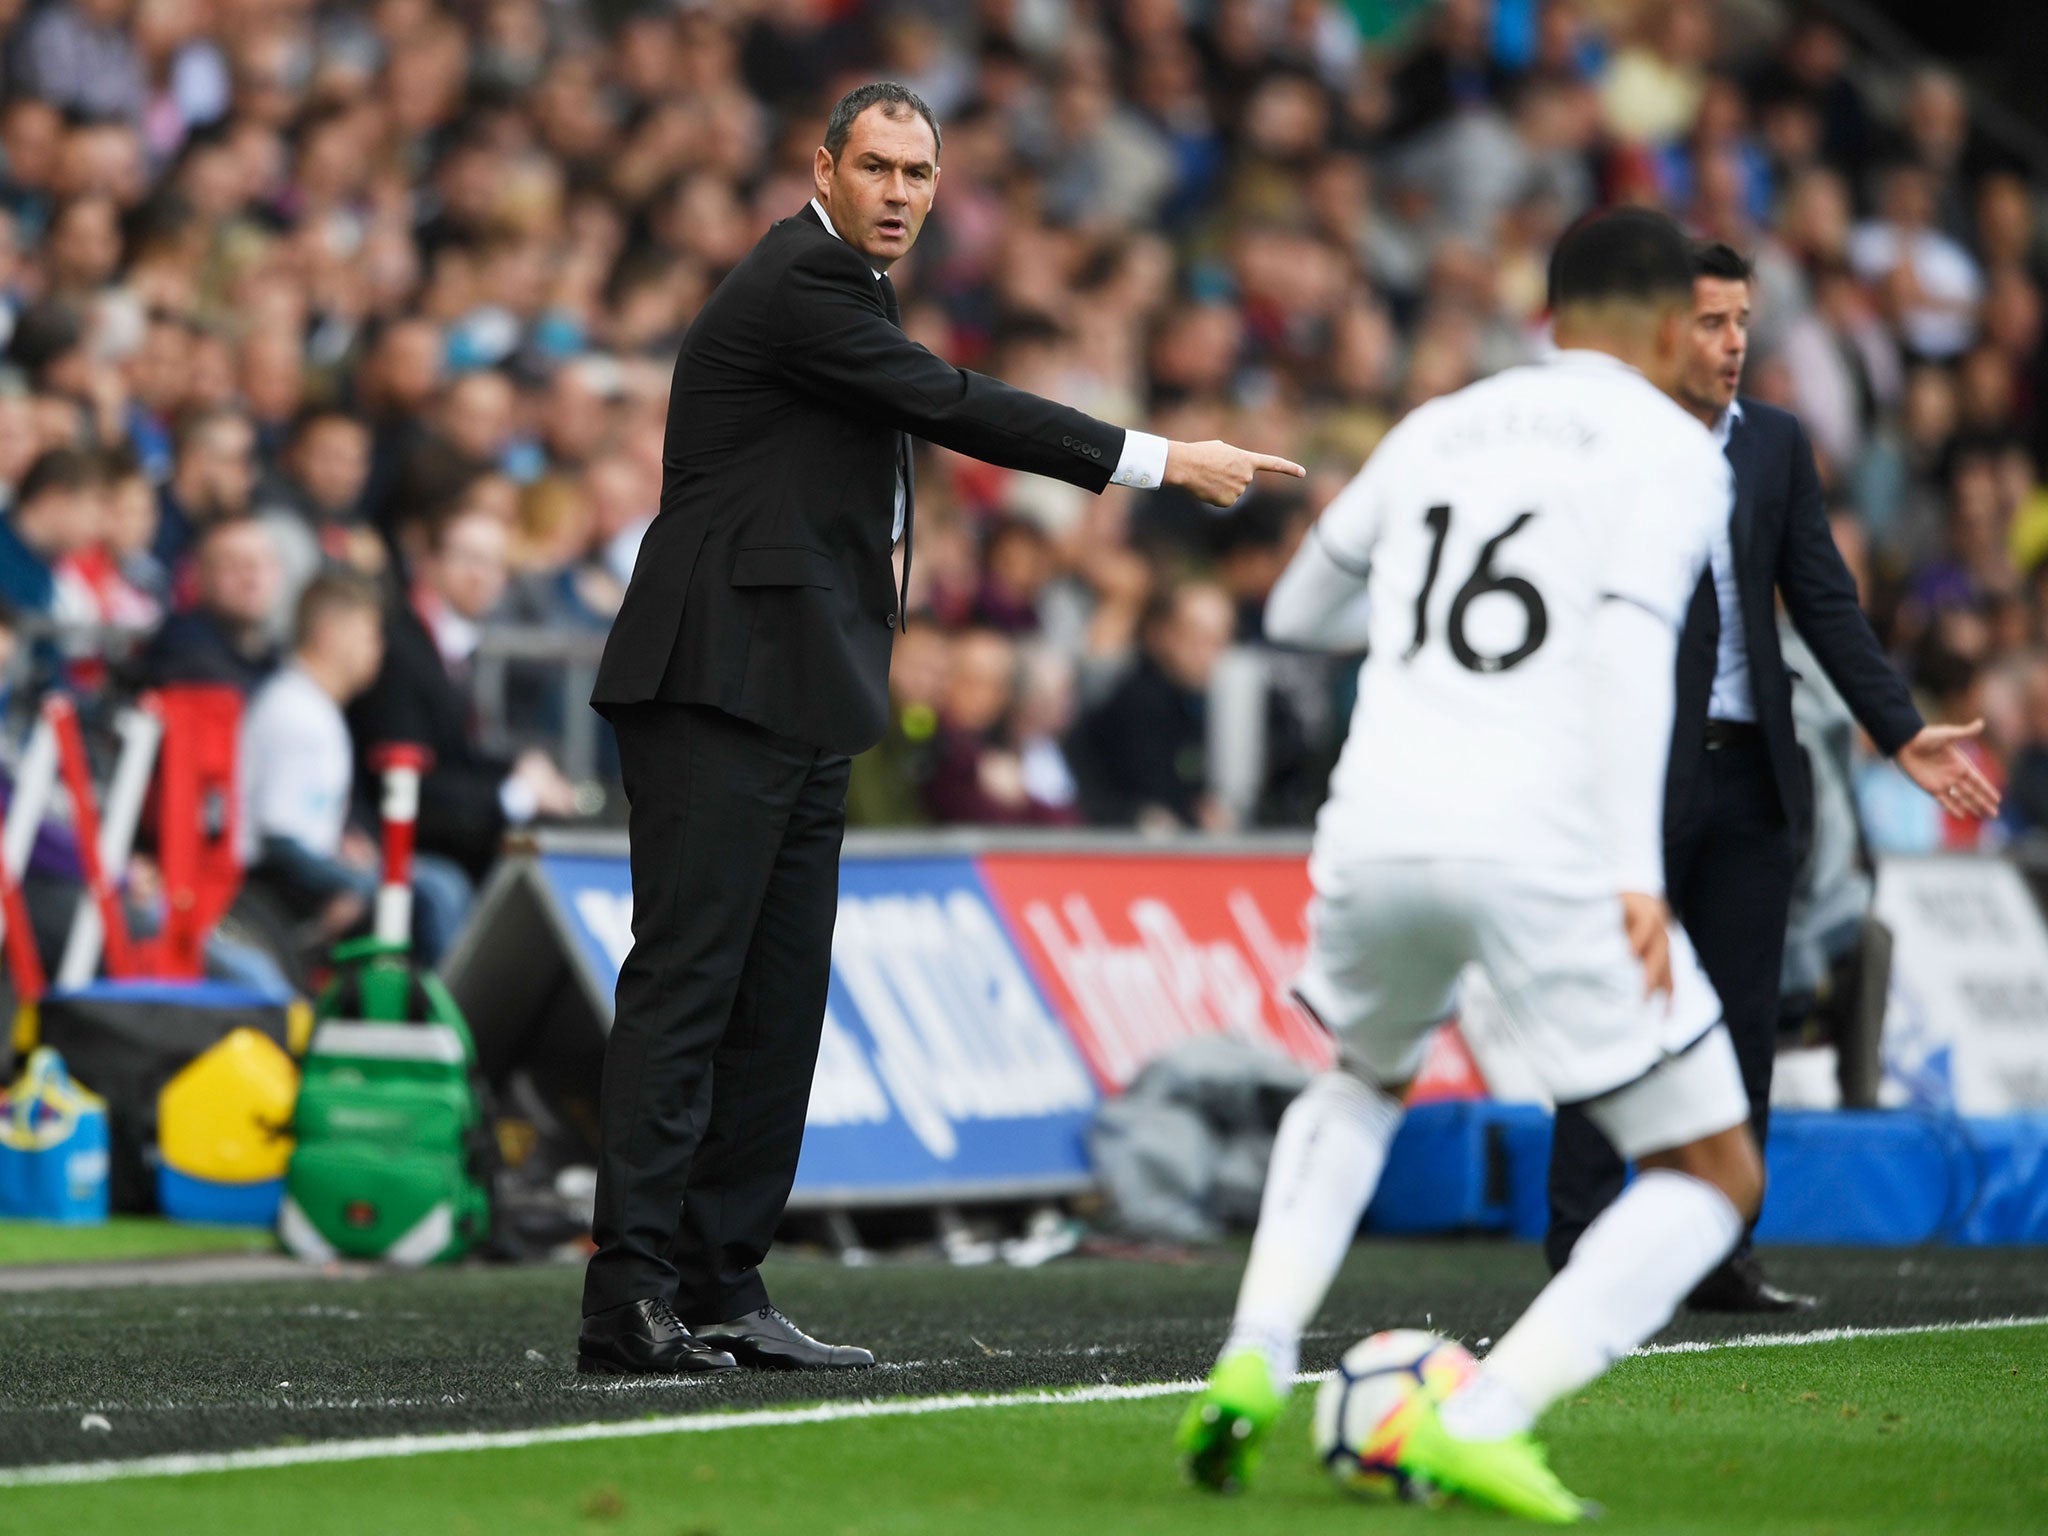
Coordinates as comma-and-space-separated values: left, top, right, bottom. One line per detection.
1312, 1329, 1479, 1501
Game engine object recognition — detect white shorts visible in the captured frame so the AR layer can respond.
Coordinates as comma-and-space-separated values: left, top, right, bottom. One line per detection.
1292, 860, 1738, 1132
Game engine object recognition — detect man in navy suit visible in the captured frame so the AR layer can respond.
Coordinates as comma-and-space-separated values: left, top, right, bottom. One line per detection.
1544, 241, 2001, 1309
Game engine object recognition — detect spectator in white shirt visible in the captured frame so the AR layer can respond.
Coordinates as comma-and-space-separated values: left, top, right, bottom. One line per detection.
1849, 163, 1983, 361
239, 570, 472, 964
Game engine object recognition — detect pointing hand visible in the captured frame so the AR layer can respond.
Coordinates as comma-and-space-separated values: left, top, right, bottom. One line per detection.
1164, 440, 1307, 508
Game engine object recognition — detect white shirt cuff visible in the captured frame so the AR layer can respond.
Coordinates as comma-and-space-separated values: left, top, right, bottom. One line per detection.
499, 775, 538, 825
1109, 430, 1169, 490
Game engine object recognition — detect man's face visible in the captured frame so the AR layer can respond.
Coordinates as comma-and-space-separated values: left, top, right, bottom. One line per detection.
323, 605, 385, 698
1152, 586, 1235, 691
187, 417, 257, 517
199, 523, 281, 626
432, 512, 509, 620
294, 418, 370, 515
104, 474, 157, 558
813, 104, 939, 272
442, 373, 513, 464
20, 485, 97, 558
1677, 275, 1750, 418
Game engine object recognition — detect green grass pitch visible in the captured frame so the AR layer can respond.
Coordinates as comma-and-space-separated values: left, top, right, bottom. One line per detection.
1, 1242, 2043, 1533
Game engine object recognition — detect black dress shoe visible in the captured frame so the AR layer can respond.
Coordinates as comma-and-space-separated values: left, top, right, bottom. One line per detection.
578, 1298, 740, 1375
692, 1306, 876, 1370
1685, 1253, 1819, 1314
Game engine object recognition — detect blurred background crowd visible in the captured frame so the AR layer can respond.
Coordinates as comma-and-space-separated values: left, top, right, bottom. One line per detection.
2, 0, 2047, 975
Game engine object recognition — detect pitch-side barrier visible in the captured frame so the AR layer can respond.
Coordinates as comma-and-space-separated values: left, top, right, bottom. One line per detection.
441, 831, 2048, 1242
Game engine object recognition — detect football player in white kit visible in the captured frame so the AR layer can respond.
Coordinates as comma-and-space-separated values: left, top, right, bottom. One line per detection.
1178, 209, 1763, 1522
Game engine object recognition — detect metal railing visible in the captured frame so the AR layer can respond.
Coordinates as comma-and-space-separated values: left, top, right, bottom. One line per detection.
471, 624, 610, 785
1809, 0, 2048, 181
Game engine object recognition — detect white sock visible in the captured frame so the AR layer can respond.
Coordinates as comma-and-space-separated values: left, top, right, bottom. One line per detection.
1221, 1070, 1403, 1389
1443, 1169, 1742, 1440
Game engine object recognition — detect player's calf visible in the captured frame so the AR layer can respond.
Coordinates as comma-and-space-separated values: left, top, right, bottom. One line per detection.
1638, 1119, 1763, 1222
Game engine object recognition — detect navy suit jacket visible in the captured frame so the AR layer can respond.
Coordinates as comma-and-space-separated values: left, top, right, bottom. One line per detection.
1667, 400, 1922, 844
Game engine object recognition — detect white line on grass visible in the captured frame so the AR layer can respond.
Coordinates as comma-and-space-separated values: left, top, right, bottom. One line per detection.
4, 1313, 2043, 1489
0, 1379, 1205, 1488
1637, 1313, 2048, 1355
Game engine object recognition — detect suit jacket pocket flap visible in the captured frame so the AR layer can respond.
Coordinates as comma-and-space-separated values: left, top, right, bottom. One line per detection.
730, 546, 836, 588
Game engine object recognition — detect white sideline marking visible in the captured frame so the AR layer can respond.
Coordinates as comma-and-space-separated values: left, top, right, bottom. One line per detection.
4, 1314, 2043, 1489
1636, 1313, 2048, 1355
0, 1380, 1205, 1488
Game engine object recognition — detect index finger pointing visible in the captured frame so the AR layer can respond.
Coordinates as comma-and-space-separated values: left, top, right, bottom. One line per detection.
1250, 454, 1307, 477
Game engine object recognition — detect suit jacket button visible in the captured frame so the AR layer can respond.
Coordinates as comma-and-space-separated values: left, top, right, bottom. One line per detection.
886, 613, 897, 628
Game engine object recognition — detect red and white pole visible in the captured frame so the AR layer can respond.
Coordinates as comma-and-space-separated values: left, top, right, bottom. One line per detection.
46, 696, 137, 977
368, 743, 431, 951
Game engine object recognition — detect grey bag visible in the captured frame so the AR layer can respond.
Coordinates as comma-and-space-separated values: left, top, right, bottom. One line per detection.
1086, 1036, 1311, 1242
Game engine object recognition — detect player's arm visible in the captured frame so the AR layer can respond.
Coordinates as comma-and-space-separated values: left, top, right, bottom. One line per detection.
1263, 457, 1384, 651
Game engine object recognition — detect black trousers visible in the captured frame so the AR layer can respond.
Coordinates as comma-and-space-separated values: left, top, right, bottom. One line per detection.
581, 702, 850, 1321
1544, 730, 1798, 1271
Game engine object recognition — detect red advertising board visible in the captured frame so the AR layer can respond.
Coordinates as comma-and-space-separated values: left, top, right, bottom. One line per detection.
977, 852, 1334, 1092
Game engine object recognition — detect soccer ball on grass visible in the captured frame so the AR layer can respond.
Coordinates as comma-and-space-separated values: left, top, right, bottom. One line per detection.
1311, 1329, 1477, 1502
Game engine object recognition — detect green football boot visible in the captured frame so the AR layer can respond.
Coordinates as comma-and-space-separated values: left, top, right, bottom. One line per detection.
1176, 1348, 1286, 1494
1393, 1396, 1593, 1523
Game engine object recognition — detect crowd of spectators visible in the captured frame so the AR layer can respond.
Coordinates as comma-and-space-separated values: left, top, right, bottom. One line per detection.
1, 0, 2047, 973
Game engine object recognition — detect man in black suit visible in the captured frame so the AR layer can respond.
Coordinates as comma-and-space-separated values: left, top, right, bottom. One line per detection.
1544, 241, 2000, 1309
577, 81, 1304, 1375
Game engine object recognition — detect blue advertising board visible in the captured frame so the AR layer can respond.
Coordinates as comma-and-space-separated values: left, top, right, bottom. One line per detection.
532, 851, 1099, 1204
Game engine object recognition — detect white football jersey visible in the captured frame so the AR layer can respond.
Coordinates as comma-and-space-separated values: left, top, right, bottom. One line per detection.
1309, 349, 1731, 886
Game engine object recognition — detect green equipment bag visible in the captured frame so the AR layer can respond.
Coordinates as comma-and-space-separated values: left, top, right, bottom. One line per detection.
278, 939, 492, 1265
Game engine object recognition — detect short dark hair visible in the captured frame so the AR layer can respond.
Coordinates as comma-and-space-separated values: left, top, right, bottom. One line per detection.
291, 404, 369, 443
97, 441, 146, 485
1547, 207, 1694, 311
15, 446, 96, 507
293, 569, 383, 649
824, 82, 941, 162
1691, 240, 1755, 284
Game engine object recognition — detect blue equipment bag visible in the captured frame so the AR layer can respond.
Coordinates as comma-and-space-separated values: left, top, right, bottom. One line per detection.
0, 1047, 111, 1223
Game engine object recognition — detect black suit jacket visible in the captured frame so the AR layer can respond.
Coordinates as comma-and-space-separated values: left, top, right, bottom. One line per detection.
1666, 400, 1922, 843
593, 206, 1128, 755
347, 599, 513, 882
